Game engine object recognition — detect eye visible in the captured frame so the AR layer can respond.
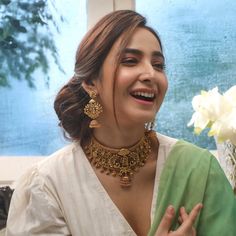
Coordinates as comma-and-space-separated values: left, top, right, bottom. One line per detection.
152, 62, 166, 71
121, 57, 138, 66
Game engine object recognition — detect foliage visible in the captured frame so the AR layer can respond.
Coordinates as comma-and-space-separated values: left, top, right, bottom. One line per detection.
0, 0, 64, 88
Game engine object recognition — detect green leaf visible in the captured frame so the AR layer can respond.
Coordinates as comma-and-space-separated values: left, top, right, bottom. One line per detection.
0, 73, 10, 87
18, 26, 27, 33
0, 0, 64, 88
3, 36, 18, 49
31, 15, 46, 25
34, 0, 46, 8
10, 19, 20, 28
18, 2, 30, 11
0, 0, 11, 6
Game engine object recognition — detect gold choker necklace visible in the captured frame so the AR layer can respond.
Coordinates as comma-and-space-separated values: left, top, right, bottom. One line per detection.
84, 132, 152, 188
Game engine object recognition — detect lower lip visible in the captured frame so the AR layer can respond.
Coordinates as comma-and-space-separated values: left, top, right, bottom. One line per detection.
132, 97, 154, 105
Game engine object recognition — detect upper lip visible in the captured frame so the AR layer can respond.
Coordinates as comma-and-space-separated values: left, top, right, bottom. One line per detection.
130, 88, 157, 97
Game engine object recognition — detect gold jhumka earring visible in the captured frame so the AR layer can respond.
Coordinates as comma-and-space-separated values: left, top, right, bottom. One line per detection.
84, 91, 103, 128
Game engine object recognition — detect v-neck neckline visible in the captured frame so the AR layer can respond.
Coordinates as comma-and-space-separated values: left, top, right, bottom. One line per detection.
79, 134, 166, 235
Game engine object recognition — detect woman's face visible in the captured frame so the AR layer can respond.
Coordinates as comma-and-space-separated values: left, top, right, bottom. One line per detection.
95, 27, 168, 128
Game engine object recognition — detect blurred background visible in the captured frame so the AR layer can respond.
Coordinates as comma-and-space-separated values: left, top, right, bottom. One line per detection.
0, 0, 235, 156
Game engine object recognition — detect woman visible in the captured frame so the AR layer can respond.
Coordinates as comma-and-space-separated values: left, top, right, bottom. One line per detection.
6, 10, 236, 236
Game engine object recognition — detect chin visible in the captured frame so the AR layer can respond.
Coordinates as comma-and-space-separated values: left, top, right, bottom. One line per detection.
117, 108, 157, 125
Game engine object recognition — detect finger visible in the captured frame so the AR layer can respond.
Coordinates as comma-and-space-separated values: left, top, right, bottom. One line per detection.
179, 206, 188, 221
179, 203, 203, 231
188, 203, 203, 224
178, 215, 183, 224
155, 205, 175, 235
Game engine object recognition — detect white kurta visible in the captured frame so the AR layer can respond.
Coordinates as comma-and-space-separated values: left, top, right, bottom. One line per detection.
6, 133, 177, 236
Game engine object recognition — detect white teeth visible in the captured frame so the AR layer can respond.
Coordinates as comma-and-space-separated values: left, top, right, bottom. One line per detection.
133, 91, 155, 98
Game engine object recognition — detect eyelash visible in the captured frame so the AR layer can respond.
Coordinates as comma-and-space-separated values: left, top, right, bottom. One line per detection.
121, 58, 138, 65
121, 58, 166, 71
152, 63, 166, 71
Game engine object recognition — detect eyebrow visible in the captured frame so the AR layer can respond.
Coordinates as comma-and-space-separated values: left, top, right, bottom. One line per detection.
123, 48, 165, 60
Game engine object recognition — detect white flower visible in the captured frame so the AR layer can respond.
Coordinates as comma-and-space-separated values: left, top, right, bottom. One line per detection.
188, 86, 236, 144
224, 85, 236, 106
188, 87, 231, 134
209, 109, 236, 145
187, 111, 209, 135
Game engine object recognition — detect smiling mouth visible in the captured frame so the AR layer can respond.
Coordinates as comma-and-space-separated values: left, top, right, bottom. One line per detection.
130, 91, 156, 102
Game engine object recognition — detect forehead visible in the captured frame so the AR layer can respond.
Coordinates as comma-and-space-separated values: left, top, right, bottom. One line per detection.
108, 27, 162, 59
103, 28, 162, 68
126, 27, 161, 52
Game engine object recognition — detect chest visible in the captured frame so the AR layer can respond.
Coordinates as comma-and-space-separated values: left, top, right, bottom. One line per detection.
94, 158, 157, 236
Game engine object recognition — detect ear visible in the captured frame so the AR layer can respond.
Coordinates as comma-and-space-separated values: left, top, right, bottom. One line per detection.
81, 80, 98, 95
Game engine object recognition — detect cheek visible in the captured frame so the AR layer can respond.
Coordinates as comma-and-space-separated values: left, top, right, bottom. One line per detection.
155, 77, 168, 107
96, 80, 112, 109
116, 67, 138, 86
158, 76, 168, 94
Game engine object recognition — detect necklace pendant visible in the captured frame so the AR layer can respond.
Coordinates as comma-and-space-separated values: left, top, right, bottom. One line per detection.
120, 175, 131, 187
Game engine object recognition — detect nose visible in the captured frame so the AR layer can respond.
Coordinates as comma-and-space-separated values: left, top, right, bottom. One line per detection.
138, 62, 155, 83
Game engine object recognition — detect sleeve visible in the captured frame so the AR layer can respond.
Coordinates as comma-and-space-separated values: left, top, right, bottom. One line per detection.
197, 155, 236, 236
5, 167, 71, 236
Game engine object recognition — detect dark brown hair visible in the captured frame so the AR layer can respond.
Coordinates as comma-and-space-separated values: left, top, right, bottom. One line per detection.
54, 10, 162, 146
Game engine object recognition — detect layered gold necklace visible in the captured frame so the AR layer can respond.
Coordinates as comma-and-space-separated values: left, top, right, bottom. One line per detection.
84, 131, 152, 187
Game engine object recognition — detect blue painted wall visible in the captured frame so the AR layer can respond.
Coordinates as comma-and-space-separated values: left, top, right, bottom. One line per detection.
136, 0, 236, 149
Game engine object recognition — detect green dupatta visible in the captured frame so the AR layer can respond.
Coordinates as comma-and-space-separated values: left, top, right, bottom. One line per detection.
148, 140, 236, 236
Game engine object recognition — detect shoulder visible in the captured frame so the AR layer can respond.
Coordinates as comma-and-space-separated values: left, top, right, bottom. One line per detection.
36, 142, 83, 176
13, 142, 84, 195
9, 142, 85, 214
162, 138, 230, 186
6, 146, 74, 236
156, 132, 178, 147
155, 132, 215, 166
156, 135, 217, 175
170, 139, 214, 163
155, 132, 178, 158
41, 142, 79, 164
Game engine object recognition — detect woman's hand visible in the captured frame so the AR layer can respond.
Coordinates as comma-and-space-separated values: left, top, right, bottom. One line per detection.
155, 203, 203, 236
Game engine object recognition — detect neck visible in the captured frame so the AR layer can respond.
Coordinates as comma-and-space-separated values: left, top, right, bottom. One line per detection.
85, 130, 153, 188
93, 125, 147, 149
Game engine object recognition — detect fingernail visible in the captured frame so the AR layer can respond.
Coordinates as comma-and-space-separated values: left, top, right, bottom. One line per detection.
167, 205, 174, 215
198, 203, 203, 209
